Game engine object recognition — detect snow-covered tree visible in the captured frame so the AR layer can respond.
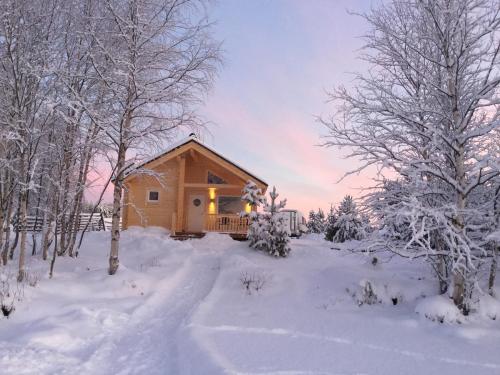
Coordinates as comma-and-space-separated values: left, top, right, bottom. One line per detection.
241, 180, 265, 248
91, 0, 221, 275
0, 0, 221, 279
324, 205, 337, 242
247, 186, 291, 257
306, 211, 316, 232
0, 0, 62, 280
263, 187, 291, 257
241, 180, 265, 208
320, 0, 500, 313
0, 0, 120, 278
307, 209, 326, 234
331, 196, 365, 243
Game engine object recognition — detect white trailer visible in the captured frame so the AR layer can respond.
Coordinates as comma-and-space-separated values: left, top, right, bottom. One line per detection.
280, 209, 307, 237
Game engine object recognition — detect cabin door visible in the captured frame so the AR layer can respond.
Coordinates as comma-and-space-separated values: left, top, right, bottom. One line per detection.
187, 194, 205, 232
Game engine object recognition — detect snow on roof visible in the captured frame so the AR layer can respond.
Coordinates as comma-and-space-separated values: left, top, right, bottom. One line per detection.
124, 134, 268, 186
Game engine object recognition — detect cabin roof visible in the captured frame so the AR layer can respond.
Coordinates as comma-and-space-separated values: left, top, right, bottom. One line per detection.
123, 135, 268, 187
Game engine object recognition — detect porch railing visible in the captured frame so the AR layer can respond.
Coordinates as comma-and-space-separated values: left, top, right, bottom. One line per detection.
205, 214, 249, 234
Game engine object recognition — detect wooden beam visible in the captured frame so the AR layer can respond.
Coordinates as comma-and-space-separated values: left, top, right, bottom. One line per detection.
190, 148, 198, 162
176, 156, 186, 232
171, 212, 177, 234
125, 142, 267, 192
122, 187, 129, 230
184, 183, 241, 189
191, 143, 268, 192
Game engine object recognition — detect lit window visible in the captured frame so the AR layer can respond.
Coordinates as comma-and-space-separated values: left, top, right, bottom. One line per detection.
218, 196, 244, 214
147, 191, 159, 202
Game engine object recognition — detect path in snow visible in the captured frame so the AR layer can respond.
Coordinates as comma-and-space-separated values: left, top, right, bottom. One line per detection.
81, 249, 225, 375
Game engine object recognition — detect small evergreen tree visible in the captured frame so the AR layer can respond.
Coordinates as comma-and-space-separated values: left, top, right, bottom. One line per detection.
317, 208, 326, 232
307, 210, 317, 232
262, 187, 291, 257
324, 205, 337, 242
332, 195, 365, 243
242, 180, 265, 207
307, 208, 326, 233
241, 180, 265, 248
245, 186, 291, 257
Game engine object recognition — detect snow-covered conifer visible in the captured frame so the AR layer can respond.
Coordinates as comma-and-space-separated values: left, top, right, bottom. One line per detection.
263, 187, 291, 257
241, 180, 265, 209
307, 209, 326, 234
324, 206, 337, 242
241, 180, 265, 248
247, 186, 291, 257
331, 196, 365, 243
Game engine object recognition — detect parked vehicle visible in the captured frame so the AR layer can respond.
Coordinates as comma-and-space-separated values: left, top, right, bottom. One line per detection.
281, 209, 307, 237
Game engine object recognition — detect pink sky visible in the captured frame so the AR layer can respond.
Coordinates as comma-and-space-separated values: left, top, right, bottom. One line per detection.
86, 0, 376, 214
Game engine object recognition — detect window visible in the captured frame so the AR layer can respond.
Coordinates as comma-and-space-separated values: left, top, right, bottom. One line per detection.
217, 196, 244, 215
208, 171, 227, 184
147, 191, 159, 202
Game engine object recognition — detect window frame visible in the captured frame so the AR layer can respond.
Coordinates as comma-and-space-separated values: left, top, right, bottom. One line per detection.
207, 170, 228, 185
146, 190, 160, 203
217, 195, 244, 215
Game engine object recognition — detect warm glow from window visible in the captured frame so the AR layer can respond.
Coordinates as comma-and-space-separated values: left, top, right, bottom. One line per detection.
245, 203, 252, 213
209, 188, 216, 200
208, 188, 216, 214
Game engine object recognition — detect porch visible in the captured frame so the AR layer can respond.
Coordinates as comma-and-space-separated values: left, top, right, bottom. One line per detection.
171, 212, 250, 236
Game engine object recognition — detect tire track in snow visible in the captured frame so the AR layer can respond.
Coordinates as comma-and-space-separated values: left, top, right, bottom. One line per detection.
192, 324, 500, 372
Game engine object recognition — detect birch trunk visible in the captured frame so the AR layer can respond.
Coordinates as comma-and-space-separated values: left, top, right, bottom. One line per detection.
2, 198, 13, 265
17, 152, 28, 282
488, 247, 498, 296
108, 130, 128, 275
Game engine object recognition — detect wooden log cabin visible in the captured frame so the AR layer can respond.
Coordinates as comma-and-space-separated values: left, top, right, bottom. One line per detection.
121, 135, 268, 236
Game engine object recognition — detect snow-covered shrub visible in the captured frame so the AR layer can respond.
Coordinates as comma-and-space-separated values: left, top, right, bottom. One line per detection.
358, 281, 380, 306
307, 209, 326, 234
240, 271, 267, 295
347, 280, 404, 307
331, 196, 365, 243
25, 271, 40, 288
0, 271, 25, 318
478, 294, 500, 321
415, 295, 463, 324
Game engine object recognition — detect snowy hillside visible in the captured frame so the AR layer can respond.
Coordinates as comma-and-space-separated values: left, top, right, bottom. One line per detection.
0, 229, 499, 375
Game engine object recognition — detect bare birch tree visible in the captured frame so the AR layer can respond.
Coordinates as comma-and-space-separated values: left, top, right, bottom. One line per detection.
320, 0, 500, 313
88, 0, 220, 275
0, 0, 61, 281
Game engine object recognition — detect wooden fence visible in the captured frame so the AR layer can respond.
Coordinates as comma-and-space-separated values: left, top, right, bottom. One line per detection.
12, 213, 107, 233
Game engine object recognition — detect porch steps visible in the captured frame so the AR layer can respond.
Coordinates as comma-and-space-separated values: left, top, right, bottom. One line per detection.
170, 232, 206, 241
170, 232, 248, 241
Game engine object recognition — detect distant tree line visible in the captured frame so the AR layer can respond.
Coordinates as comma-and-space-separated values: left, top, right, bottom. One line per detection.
307, 195, 368, 243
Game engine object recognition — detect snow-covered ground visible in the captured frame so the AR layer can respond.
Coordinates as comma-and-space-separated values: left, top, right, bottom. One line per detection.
1, 228, 499, 375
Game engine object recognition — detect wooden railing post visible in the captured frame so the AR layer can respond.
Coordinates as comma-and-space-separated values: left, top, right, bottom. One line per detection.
171, 212, 177, 234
